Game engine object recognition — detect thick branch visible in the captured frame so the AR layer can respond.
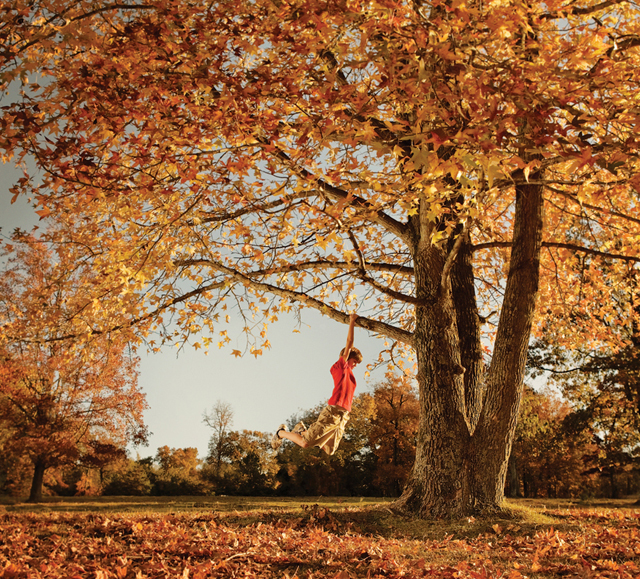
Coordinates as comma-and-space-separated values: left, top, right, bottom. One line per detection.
176, 258, 414, 277
255, 137, 410, 242
204, 262, 415, 346
473, 241, 640, 263
441, 225, 467, 292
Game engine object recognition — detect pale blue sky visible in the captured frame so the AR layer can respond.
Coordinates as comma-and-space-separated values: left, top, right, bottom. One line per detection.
0, 160, 388, 461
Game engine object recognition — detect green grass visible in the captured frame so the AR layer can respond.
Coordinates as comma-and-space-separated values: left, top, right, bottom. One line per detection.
0, 495, 393, 515
1, 495, 638, 539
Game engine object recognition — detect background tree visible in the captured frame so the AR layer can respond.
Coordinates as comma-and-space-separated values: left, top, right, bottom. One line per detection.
212, 430, 279, 495
507, 385, 597, 499
102, 456, 154, 496
368, 375, 419, 496
203, 400, 234, 481
529, 274, 640, 498
2, 0, 640, 517
81, 441, 129, 490
0, 234, 149, 501
153, 445, 209, 495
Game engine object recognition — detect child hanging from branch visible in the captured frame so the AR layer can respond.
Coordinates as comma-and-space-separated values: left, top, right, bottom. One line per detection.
271, 313, 363, 455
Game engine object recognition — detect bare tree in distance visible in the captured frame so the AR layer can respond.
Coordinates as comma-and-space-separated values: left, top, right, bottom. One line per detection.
203, 400, 234, 479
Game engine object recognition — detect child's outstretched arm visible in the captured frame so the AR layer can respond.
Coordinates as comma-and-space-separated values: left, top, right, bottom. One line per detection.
341, 313, 358, 360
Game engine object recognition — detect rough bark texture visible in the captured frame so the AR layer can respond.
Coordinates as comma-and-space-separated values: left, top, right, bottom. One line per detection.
470, 181, 544, 511
395, 179, 544, 518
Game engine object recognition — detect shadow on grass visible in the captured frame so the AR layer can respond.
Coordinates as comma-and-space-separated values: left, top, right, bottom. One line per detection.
1, 495, 638, 540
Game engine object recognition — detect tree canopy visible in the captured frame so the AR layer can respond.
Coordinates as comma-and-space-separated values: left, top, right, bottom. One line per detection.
0, 234, 148, 501
1, 0, 639, 516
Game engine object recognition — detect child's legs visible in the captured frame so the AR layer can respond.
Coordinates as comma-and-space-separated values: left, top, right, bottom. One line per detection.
303, 405, 349, 455
279, 430, 307, 448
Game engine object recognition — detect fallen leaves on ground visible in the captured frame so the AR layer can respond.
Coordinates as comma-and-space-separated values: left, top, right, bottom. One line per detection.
1, 506, 640, 578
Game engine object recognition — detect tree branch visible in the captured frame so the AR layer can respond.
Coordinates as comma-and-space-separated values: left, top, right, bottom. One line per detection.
1, 3, 156, 68
175, 258, 414, 277
541, 0, 630, 19
202, 262, 415, 346
473, 240, 640, 263
547, 187, 640, 228
441, 225, 467, 292
254, 136, 410, 242
197, 190, 318, 225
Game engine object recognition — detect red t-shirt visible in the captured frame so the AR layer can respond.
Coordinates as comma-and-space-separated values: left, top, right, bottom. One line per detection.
328, 358, 357, 412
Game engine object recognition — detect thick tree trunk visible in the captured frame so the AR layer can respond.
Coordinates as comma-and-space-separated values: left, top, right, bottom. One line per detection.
393, 302, 472, 516
470, 181, 544, 511
28, 457, 47, 503
395, 179, 544, 518
393, 197, 474, 518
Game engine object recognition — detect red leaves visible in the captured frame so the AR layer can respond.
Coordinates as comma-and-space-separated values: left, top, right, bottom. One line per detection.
1, 508, 640, 578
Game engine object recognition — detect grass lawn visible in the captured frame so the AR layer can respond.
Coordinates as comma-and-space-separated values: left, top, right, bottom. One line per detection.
1, 495, 639, 577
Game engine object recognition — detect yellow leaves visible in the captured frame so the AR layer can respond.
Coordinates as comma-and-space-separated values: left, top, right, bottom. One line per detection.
314, 231, 342, 251
355, 121, 378, 142
485, 163, 503, 189
218, 330, 230, 349
566, 147, 595, 174
1, 0, 637, 383
410, 146, 435, 172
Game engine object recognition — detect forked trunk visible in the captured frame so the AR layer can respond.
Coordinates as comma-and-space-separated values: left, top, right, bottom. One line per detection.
395, 180, 544, 518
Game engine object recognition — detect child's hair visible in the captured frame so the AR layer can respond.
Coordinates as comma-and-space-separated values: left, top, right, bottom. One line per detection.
340, 347, 363, 364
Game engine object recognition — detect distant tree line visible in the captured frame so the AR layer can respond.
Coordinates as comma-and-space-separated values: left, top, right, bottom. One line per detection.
2, 373, 640, 500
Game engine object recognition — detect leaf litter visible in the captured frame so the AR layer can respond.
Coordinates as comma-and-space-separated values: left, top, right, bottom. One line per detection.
1, 505, 640, 577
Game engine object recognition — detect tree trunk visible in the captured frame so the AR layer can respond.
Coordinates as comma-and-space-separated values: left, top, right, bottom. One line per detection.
28, 457, 47, 503
395, 179, 544, 518
610, 471, 618, 499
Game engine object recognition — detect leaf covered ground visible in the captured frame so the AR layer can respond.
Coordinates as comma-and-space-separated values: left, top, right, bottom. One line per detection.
1, 500, 640, 578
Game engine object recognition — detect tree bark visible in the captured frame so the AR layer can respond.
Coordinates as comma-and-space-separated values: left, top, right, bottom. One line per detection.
395, 179, 544, 518
28, 457, 47, 503
470, 180, 544, 511
393, 197, 472, 518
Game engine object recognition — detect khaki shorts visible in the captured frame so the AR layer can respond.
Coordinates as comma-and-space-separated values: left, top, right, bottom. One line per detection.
303, 405, 350, 456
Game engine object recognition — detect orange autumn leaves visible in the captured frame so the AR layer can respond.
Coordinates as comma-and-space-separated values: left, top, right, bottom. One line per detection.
0, 0, 638, 361
0, 0, 639, 516
0, 235, 148, 499
1, 508, 640, 578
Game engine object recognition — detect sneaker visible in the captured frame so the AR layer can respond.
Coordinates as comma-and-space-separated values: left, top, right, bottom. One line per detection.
271, 424, 287, 450
292, 421, 307, 434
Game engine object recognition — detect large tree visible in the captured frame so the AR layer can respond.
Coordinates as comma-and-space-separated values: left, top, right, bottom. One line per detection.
0, 234, 148, 501
1, 0, 639, 516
